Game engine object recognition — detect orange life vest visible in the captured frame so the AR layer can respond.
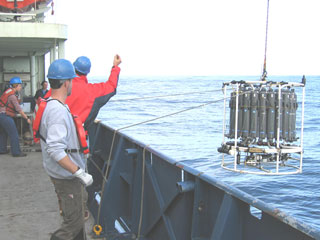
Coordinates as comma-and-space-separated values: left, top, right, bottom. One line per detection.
32, 99, 89, 154
0, 88, 18, 117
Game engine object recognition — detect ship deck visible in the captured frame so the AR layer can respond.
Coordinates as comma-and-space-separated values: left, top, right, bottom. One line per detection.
0, 145, 100, 240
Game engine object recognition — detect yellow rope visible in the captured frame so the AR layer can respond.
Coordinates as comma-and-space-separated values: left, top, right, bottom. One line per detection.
137, 146, 148, 239
88, 155, 107, 183
96, 130, 118, 228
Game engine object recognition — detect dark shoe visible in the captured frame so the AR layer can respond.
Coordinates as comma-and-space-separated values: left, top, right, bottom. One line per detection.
12, 153, 27, 157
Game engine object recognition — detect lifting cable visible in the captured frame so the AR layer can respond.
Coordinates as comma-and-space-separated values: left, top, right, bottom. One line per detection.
93, 1, 272, 233
261, 0, 270, 81
96, 88, 256, 183
110, 88, 222, 102
92, 87, 257, 233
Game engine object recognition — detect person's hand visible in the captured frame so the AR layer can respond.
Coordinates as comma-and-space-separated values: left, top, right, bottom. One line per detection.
73, 168, 93, 186
27, 118, 31, 125
113, 55, 121, 67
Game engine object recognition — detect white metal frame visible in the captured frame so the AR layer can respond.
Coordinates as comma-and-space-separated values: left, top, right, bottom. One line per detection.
221, 80, 305, 175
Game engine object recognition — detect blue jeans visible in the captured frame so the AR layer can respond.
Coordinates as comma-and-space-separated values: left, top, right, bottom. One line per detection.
0, 113, 22, 155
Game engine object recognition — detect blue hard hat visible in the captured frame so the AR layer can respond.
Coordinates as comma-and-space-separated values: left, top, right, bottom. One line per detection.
10, 77, 22, 85
73, 56, 91, 75
47, 59, 77, 80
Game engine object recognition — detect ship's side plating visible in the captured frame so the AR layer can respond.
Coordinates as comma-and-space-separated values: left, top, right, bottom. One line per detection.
87, 121, 319, 240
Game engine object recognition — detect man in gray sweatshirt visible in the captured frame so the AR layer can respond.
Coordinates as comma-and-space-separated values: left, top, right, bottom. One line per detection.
39, 59, 93, 240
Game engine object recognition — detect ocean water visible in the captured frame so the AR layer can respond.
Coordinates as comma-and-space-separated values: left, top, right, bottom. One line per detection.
91, 75, 320, 231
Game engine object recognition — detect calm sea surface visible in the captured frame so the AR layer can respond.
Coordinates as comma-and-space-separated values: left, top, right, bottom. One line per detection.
91, 75, 320, 231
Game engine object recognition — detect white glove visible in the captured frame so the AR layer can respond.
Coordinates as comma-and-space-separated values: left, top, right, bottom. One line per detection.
73, 168, 93, 187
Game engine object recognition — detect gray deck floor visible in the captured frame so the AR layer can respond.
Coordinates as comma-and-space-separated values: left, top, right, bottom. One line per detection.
0, 147, 103, 240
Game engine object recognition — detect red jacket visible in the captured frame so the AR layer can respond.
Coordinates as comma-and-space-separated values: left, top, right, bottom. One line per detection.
44, 66, 120, 129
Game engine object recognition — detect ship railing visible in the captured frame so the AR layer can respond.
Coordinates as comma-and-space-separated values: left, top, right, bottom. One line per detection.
0, 6, 50, 22
86, 120, 319, 240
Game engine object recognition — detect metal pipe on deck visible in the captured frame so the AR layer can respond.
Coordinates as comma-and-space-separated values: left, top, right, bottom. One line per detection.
58, 40, 65, 59
30, 54, 36, 96
50, 39, 57, 63
50, 47, 55, 63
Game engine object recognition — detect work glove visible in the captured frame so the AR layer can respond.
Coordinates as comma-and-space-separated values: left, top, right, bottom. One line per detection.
73, 168, 93, 187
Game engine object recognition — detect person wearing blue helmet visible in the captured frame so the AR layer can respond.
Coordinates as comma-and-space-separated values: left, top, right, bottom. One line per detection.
0, 77, 31, 157
73, 56, 91, 76
44, 55, 122, 130
38, 59, 92, 240
67, 55, 121, 129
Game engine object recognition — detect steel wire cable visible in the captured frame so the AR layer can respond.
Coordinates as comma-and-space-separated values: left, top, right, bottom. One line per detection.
92, 87, 256, 184
110, 88, 222, 102
91, 87, 256, 233
261, 0, 270, 80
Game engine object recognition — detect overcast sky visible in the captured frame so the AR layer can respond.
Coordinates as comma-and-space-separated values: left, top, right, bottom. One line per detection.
46, 0, 320, 77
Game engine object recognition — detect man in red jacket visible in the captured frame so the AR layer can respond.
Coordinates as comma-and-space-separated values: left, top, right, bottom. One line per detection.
68, 55, 121, 129
44, 55, 121, 129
